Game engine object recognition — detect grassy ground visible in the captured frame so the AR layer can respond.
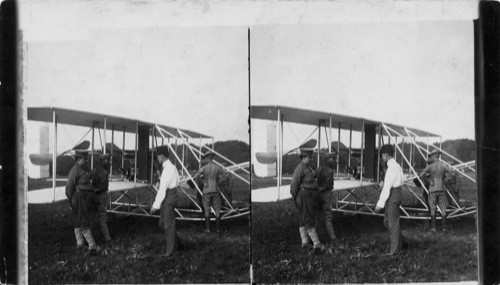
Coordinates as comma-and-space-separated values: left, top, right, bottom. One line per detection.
28, 176, 250, 284
251, 174, 477, 283
252, 200, 477, 283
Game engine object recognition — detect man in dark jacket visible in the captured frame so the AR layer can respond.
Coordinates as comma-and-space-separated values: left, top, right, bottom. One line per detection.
90, 153, 112, 242
290, 149, 325, 253
65, 150, 99, 254
315, 153, 338, 243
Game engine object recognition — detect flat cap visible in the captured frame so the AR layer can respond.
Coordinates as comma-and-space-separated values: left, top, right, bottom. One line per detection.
73, 150, 89, 159
98, 153, 111, 160
429, 149, 442, 156
203, 150, 215, 158
380, 144, 395, 155
156, 147, 169, 157
324, 152, 336, 158
299, 148, 314, 158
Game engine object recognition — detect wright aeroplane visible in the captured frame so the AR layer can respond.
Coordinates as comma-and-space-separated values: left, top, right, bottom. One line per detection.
27, 107, 250, 221
251, 105, 476, 220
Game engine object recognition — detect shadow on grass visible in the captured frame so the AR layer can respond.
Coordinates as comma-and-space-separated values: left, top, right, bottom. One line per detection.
28, 201, 250, 284
252, 200, 477, 283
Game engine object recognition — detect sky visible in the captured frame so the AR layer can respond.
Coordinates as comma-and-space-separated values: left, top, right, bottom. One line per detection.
19, 1, 478, 177
250, 20, 475, 167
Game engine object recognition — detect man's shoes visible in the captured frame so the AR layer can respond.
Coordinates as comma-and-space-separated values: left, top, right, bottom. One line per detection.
429, 228, 437, 233
161, 252, 177, 258
312, 244, 326, 254
76, 244, 85, 250
301, 242, 312, 249
203, 229, 210, 234
88, 246, 101, 256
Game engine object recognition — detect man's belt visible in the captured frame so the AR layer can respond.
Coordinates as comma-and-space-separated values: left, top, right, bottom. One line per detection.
94, 189, 108, 194
76, 188, 93, 193
300, 187, 318, 191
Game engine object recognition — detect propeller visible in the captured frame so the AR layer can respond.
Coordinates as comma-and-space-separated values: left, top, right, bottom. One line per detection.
255, 139, 317, 164
29, 140, 90, 166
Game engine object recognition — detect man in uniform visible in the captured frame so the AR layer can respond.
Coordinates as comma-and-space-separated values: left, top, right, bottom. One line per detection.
290, 149, 325, 253
90, 153, 112, 243
315, 153, 338, 243
150, 148, 182, 257
418, 149, 453, 232
413, 157, 433, 219
192, 150, 225, 234
375, 145, 405, 256
218, 165, 234, 207
65, 150, 99, 254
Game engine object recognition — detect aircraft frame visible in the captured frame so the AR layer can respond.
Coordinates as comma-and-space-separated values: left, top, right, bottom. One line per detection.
251, 105, 476, 220
28, 107, 250, 221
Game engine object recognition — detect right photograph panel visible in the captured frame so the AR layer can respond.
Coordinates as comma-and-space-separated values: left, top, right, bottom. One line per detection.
250, 20, 477, 283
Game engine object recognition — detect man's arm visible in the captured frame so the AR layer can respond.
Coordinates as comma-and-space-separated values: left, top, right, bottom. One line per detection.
418, 165, 430, 179
290, 167, 302, 200
375, 164, 398, 210
65, 167, 78, 202
151, 166, 174, 211
320, 168, 334, 191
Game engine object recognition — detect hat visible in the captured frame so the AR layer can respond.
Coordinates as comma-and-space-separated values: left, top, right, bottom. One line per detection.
98, 153, 111, 160
203, 150, 215, 158
299, 148, 314, 158
324, 152, 336, 158
380, 144, 394, 156
429, 149, 441, 156
73, 150, 88, 159
156, 147, 169, 157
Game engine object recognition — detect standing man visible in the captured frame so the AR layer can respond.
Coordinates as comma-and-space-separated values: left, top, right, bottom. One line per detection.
418, 149, 453, 232
150, 148, 182, 257
192, 150, 224, 234
375, 145, 405, 256
218, 166, 234, 207
65, 150, 99, 254
290, 149, 325, 253
90, 153, 112, 243
315, 153, 338, 243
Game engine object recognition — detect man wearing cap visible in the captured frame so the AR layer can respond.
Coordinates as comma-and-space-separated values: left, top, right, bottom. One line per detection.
65, 151, 99, 254
375, 144, 405, 256
290, 149, 325, 253
315, 153, 338, 243
150, 148, 182, 256
218, 164, 234, 207
418, 149, 453, 232
89, 153, 112, 243
192, 150, 225, 234
413, 157, 433, 220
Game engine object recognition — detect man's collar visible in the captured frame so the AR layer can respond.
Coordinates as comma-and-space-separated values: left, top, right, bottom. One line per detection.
387, 158, 396, 165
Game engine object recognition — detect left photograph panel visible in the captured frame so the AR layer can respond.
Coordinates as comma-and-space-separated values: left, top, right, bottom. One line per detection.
21, 3, 250, 284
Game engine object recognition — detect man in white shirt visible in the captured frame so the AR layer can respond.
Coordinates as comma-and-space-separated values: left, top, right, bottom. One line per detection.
375, 144, 405, 256
150, 147, 182, 256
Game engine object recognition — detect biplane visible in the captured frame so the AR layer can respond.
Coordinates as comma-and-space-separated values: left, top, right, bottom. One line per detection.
251, 105, 476, 220
27, 107, 250, 221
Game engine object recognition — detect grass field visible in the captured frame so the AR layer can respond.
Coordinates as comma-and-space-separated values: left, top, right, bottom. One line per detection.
251, 174, 478, 283
28, 176, 250, 284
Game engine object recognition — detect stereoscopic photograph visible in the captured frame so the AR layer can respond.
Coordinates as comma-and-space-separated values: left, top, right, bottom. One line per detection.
249, 4, 478, 284
6, 0, 490, 284
21, 2, 250, 284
